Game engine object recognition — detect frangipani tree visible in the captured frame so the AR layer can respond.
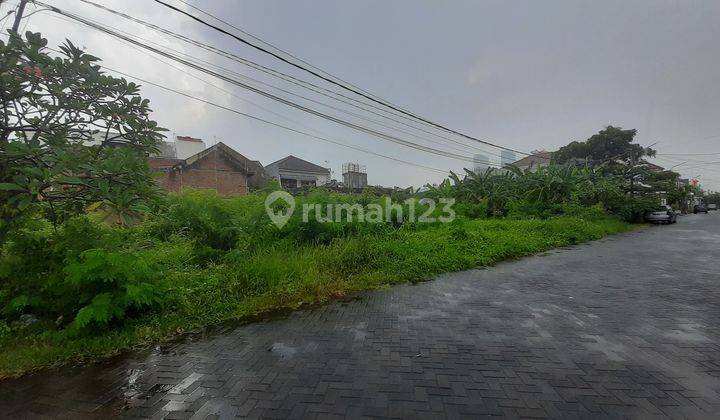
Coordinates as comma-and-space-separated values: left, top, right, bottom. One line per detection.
1, 32, 166, 236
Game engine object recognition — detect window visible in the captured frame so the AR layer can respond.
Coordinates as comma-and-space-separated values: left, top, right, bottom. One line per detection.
280, 178, 297, 188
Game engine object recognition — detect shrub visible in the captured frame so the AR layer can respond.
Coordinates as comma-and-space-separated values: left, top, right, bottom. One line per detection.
603, 195, 658, 223
63, 249, 164, 332
0, 216, 126, 321
454, 201, 488, 219
146, 190, 242, 249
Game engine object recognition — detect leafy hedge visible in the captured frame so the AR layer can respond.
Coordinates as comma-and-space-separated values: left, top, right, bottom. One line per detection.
433, 165, 659, 222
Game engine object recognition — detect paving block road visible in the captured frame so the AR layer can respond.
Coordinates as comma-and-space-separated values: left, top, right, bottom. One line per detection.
2, 213, 720, 419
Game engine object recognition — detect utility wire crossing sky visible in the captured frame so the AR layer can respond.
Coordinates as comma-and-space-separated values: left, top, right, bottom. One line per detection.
3, 0, 720, 189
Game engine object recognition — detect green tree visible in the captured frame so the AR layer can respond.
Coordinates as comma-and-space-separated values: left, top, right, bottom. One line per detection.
0, 32, 165, 236
450, 168, 515, 217
553, 126, 656, 166
667, 182, 693, 213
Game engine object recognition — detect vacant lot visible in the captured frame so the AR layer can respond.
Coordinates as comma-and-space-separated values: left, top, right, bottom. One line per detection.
0, 191, 634, 378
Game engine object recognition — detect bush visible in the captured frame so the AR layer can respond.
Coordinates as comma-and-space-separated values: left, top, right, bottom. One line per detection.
63, 249, 164, 332
0, 187, 637, 377
0, 216, 127, 321
0, 216, 165, 333
454, 201, 488, 219
447, 164, 664, 222
603, 194, 658, 223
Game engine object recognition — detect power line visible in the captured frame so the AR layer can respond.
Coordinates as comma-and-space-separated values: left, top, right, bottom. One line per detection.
4, 27, 460, 175
172, 0, 398, 108
674, 162, 720, 171
39, 3, 480, 164
654, 155, 720, 169
171, 0, 456, 143
0, 30, 451, 175
0, 0, 18, 30
652, 156, 720, 177
658, 152, 720, 157
73, 0, 502, 158
100, 69, 453, 175
149, 0, 530, 156
39, 6, 481, 158
77, 0, 428, 132
38, 18, 458, 175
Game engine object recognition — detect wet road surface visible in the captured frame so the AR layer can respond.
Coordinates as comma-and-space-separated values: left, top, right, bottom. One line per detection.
2, 213, 720, 419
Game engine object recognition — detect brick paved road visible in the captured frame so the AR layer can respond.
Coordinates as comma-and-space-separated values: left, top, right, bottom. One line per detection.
2, 214, 720, 419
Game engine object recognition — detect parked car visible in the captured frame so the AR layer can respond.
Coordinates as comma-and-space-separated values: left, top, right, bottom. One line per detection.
645, 205, 678, 224
709, 204, 718, 211
694, 204, 709, 214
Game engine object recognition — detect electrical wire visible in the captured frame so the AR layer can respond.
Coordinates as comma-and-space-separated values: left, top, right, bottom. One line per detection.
0, 31, 452, 175
0, 0, 17, 30
652, 156, 720, 178
73, 0, 503, 158
81, 24, 460, 174
37, 9, 493, 158
658, 152, 720, 157
172, 0, 400, 108
39, 3, 479, 164
103, 70, 457, 175
88, 0, 530, 156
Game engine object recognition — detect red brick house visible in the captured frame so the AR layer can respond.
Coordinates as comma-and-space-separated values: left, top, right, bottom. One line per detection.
148, 142, 267, 195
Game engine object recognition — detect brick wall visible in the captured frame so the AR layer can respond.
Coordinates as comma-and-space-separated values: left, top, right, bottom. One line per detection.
148, 151, 249, 195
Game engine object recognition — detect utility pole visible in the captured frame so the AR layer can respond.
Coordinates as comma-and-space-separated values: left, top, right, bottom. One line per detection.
11, 0, 29, 33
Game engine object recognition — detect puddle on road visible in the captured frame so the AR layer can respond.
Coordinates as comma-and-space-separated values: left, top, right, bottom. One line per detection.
270, 342, 298, 359
0, 293, 368, 415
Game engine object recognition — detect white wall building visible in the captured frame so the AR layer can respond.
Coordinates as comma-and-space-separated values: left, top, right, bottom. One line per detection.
473, 153, 492, 173
172, 136, 207, 159
265, 155, 331, 189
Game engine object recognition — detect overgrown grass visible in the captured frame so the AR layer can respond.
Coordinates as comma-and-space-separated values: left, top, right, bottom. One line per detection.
0, 191, 637, 378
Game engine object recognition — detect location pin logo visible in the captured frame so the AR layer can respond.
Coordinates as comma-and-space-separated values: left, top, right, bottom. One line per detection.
265, 190, 295, 229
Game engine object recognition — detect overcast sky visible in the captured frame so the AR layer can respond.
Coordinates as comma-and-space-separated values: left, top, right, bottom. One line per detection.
5, 0, 720, 190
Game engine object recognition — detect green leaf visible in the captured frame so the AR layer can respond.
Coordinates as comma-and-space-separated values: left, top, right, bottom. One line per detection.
57, 176, 85, 185
0, 183, 24, 191
72, 293, 123, 329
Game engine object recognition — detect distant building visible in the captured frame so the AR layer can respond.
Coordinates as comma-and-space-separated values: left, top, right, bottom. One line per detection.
638, 160, 665, 173
473, 153, 491, 173
148, 142, 267, 195
500, 150, 516, 167
81, 133, 267, 194
265, 155, 331, 189
153, 135, 209, 160
342, 162, 368, 189
508, 150, 552, 172
174, 136, 207, 159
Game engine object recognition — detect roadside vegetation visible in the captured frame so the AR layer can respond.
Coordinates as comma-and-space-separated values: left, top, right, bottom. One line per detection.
0, 32, 694, 377
0, 190, 635, 378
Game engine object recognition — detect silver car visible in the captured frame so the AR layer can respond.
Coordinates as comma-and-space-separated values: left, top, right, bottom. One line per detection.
645, 206, 678, 224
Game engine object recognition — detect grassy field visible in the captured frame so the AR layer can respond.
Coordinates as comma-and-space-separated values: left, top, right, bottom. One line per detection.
0, 210, 637, 379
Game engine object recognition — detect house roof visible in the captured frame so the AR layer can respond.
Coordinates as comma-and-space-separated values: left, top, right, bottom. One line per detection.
266, 155, 330, 174
639, 160, 665, 172
176, 135, 204, 143
149, 142, 265, 177
508, 151, 553, 168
